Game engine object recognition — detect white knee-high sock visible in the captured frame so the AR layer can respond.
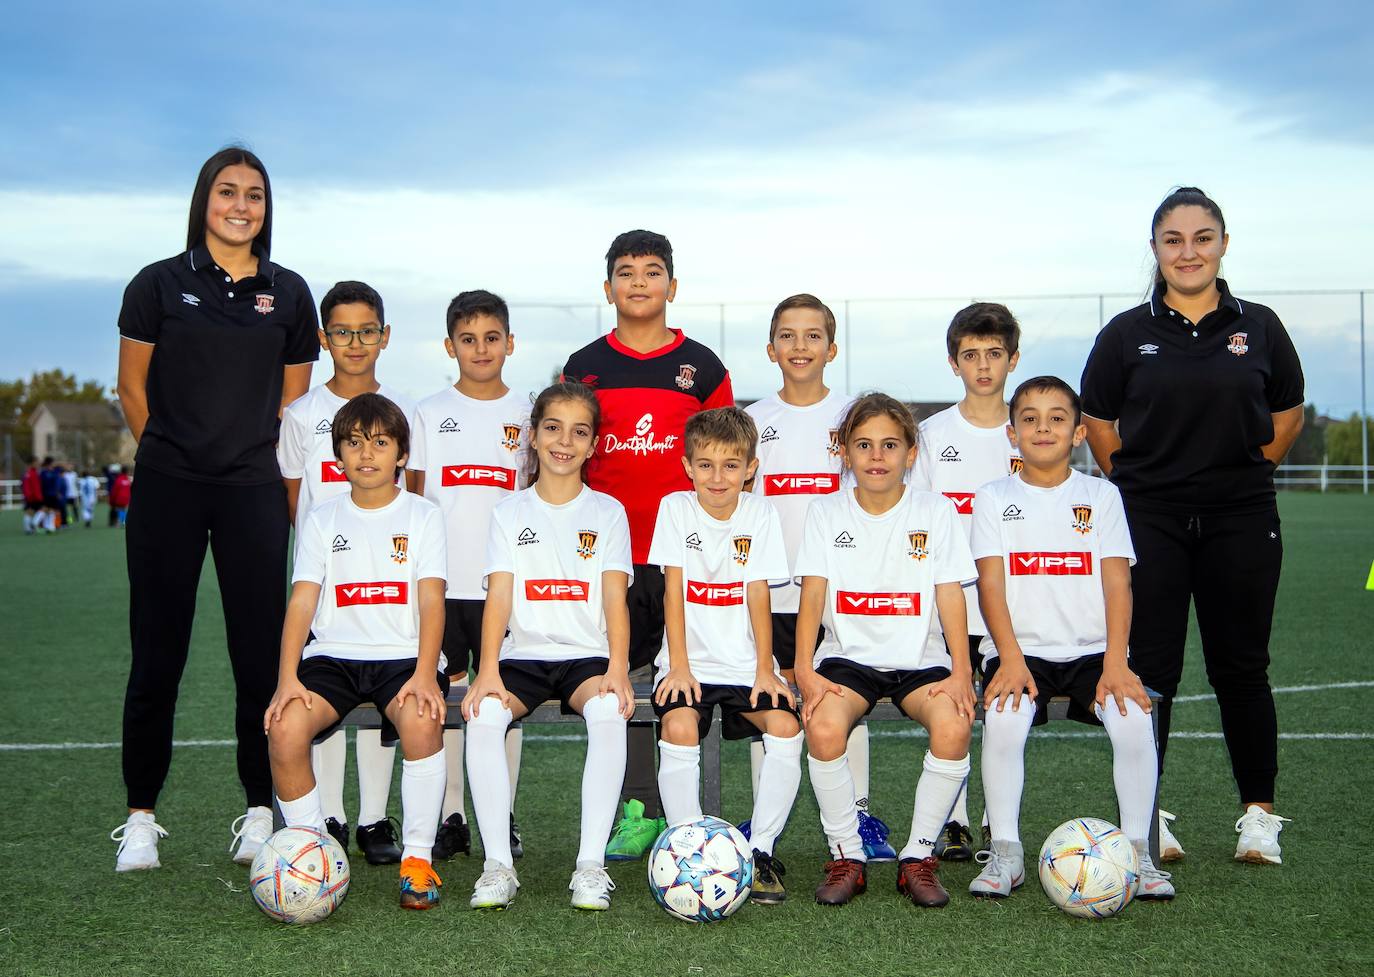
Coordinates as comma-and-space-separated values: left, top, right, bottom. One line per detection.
749, 731, 803, 855
465, 700, 514, 867
506, 724, 523, 807
1100, 696, 1158, 842
899, 752, 971, 861
809, 754, 864, 861
311, 729, 347, 822
847, 723, 871, 808
278, 787, 326, 835
579, 693, 628, 866
441, 728, 465, 821
657, 741, 702, 826
980, 703, 1034, 845
400, 749, 446, 863
355, 728, 396, 825
749, 737, 764, 800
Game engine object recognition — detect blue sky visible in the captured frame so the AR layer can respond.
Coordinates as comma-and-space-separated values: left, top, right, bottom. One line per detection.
4, 1, 1371, 412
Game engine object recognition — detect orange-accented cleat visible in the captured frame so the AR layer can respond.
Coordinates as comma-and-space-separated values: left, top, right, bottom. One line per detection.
400, 856, 443, 910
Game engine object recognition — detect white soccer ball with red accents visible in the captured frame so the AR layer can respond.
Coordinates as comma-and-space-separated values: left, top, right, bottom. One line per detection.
1038, 817, 1139, 919
249, 826, 350, 924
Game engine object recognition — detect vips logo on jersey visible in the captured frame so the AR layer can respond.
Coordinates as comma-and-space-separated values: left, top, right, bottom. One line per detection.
441, 465, 515, 488
943, 492, 975, 515
603, 412, 678, 456
438, 417, 460, 433
1228, 332, 1249, 356
827, 429, 842, 457
1071, 504, 1093, 535
321, 460, 349, 483
1009, 552, 1093, 576
731, 535, 752, 566
577, 530, 598, 560
676, 364, 697, 391
1009, 457, 1024, 475
907, 530, 929, 560
336, 581, 408, 606
837, 591, 920, 616
391, 534, 409, 565
525, 579, 589, 601
501, 423, 522, 451
764, 473, 840, 495
254, 294, 275, 316
687, 581, 745, 606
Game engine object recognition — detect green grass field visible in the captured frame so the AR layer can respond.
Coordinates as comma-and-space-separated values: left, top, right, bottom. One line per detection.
3, 495, 1373, 977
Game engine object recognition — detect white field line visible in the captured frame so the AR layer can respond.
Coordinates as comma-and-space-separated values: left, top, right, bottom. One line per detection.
1172, 679, 1374, 703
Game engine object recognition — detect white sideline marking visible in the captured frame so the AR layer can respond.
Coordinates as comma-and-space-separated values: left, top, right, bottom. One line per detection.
1173, 680, 1374, 704
0, 738, 236, 751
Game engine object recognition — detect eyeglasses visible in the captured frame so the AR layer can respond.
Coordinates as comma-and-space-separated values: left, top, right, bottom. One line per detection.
325, 326, 385, 347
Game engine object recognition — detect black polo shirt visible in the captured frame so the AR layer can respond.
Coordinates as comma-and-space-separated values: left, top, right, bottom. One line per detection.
118, 244, 319, 485
1080, 279, 1304, 515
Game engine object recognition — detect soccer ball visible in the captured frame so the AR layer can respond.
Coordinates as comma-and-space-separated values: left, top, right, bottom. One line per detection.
1037, 817, 1139, 919
249, 826, 350, 924
647, 816, 754, 923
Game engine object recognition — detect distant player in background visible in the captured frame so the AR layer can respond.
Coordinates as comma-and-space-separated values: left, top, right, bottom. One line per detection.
21, 457, 43, 534
79, 470, 100, 527
39, 458, 62, 531
62, 464, 80, 528
109, 467, 132, 527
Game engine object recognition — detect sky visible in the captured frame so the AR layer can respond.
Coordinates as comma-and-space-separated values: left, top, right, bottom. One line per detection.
3, 1, 1371, 414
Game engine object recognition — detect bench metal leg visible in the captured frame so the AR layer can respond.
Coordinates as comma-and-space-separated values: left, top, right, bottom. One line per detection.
702, 718, 722, 816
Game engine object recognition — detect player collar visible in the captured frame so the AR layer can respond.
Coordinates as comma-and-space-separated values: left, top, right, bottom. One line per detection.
605, 327, 685, 360
186, 241, 279, 286
1148, 278, 1243, 319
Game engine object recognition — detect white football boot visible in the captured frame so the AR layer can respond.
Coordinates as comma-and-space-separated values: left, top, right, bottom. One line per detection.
1158, 809, 1185, 862
1132, 840, 1176, 900
470, 860, 520, 910
229, 806, 274, 866
569, 863, 616, 910
1234, 805, 1290, 865
968, 840, 1025, 898
112, 811, 168, 872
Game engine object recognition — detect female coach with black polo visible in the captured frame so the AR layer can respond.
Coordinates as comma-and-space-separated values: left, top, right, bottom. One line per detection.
111, 147, 320, 872
1080, 187, 1304, 866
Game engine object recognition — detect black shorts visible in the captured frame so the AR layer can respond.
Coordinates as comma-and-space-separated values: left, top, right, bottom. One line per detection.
944, 633, 986, 677
628, 563, 665, 671
24, 499, 42, 512
770, 613, 827, 672
42, 495, 60, 509
982, 653, 1105, 727
442, 598, 486, 679
653, 682, 800, 741
499, 657, 609, 716
816, 658, 951, 716
298, 656, 450, 746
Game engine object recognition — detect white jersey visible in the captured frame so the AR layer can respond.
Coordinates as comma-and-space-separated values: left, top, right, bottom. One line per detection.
795, 487, 976, 671
745, 389, 851, 614
969, 470, 1136, 664
485, 485, 633, 663
911, 404, 1021, 635
647, 491, 789, 687
277, 382, 415, 541
410, 386, 532, 600
293, 490, 448, 667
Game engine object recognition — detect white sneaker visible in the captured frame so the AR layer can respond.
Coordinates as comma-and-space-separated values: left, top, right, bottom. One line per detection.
112, 811, 168, 872
1132, 840, 1176, 900
1235, 805, 1289, 865
470, 859, 520, 909
229, 806, 274, 866
569, 864, 616, 911
968, 840, 1024, 898
1159, 809, 1185, 862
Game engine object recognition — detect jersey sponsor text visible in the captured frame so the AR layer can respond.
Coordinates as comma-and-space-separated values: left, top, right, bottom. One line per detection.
335, 581, 409, 606
441, 464, 516, 488
1008, 551, 1093, 576
524, 578, 590, 601
686, 580, 745, 606
836, 590, 921, 616
764, 473, 840, 495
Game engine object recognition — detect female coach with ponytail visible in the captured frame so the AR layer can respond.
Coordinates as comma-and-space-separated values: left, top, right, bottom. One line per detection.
111, 147, 320, 872
1080, 187, 1305, 866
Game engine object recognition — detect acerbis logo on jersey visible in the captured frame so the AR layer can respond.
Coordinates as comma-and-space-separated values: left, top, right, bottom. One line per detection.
315, 418, 332, 434
438, 417, 460, 433
332, 535, 350, 553
321, 460, 348, 483
943, 492, 974, 515
686, 581, 745, 606
603, 412, 678, 456
517, 528, 538, 546
254, 294, 275, 315
732, 535, 752, 566
390, 534, 408, 565
1071, 504, 1093, 535
676, 364, 697, 391
685, 532, 703, 552
525, 579, 589, 601
1009, 457, 1024, 474
336, 581, 408, 606
940, 445, 960, 462
1009, 552, 1093, 576
836, 591, 920, 616
759, 425, 780, 444
441, 465, 515, 488
907, 530, 929, 560
577, 530, 598, 559
501, 423, 522, 451
834, 531, 856, 548
1002, 505, 1024, 522
764, 473, 839, 496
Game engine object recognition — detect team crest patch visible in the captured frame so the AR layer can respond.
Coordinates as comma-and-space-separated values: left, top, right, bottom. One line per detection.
254, 294, 275, 315
1227, 332, 1249, 356
577, 530, 598, 559
1009, 457, 1023, 474
827, 429, 842, 457
732, 535, 752, 566
390, 534, 409, 564
907, 530, 929, 560
501, 423, 521, 451
675, 364, 697, 391
1071, 504, 1093, 535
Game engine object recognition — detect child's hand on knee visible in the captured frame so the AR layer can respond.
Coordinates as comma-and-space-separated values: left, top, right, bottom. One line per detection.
264, 678, 313, 732
396, 671, 447, 723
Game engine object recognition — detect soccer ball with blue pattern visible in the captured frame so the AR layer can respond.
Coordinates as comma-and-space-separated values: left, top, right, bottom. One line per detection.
1038, 817, 1139, 919
647, 816, 753, 922
249, 826, 350, 924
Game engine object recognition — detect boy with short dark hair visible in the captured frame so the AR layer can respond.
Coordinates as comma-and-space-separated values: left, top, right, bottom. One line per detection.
266, 393, 450, 910
277, 280, 414, 865
409, 288, 531, 861
910, 301, 1021, 859
968, 376, 1173, 901
650, 406, 801, 903
562, 229, 735, 859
